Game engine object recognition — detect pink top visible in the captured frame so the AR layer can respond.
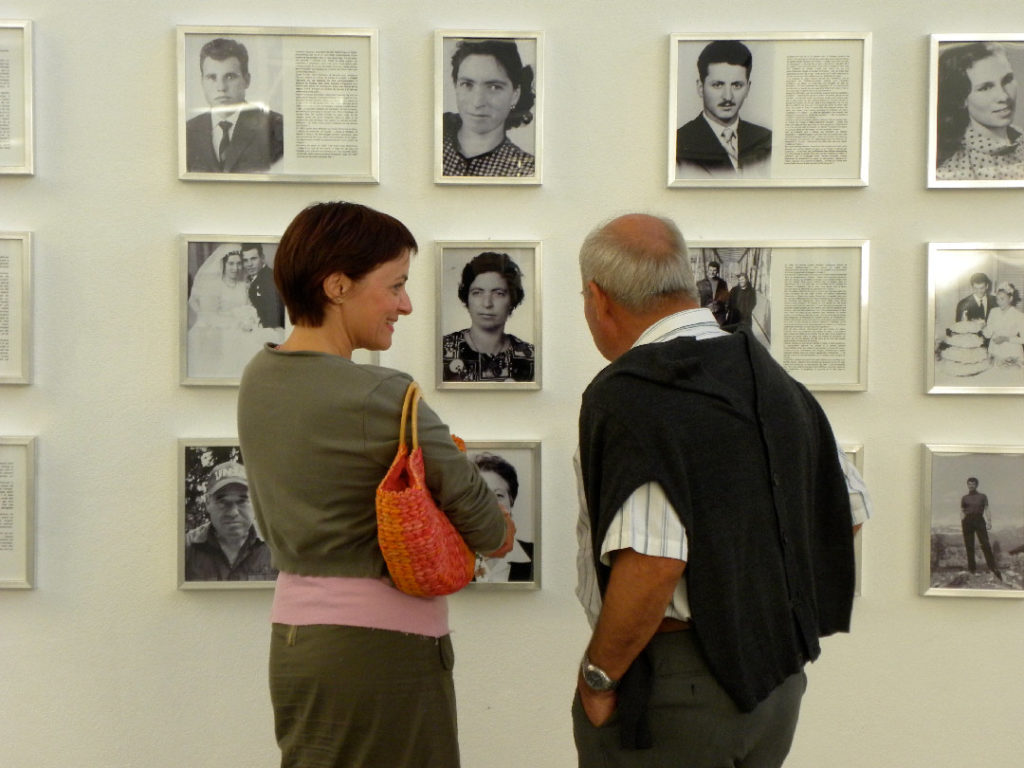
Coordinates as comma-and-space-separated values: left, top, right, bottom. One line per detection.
271, 572, 450, 638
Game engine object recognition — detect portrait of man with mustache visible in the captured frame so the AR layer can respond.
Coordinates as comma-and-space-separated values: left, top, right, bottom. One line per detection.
676, 39, 772, 179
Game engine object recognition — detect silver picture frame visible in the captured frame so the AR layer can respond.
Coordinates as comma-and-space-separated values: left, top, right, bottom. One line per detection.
0, 232, 31, 384
0, 436, 35, 589
178, 438, 277, 590
177, 26, 379, 183
0, 21, 33, 175
927, 242, 1024, 394
841, 442, 865, 597
689, 239, 869, 391
927, 34, 1024, 188
436, 240, 541, 390
463, 440, 541, 590
923, 444, 1024, 598
669, 32, 870, 188
180, 234, 287, 387
434, 30, 543, 185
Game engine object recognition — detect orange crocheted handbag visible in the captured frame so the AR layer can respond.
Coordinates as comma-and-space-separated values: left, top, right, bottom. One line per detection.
376, 381, 475, 597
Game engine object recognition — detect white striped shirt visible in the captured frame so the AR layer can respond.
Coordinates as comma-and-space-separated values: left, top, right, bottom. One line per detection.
575, 308, 871, 628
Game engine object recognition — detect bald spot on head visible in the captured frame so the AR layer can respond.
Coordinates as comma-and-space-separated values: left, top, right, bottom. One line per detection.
602, 214, 680, 265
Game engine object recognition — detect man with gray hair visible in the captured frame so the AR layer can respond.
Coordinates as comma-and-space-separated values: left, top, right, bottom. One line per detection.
572, 213, 861, 766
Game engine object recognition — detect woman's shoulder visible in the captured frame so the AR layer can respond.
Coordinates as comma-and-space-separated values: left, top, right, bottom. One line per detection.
506, 333, 534, 356
351, 362, 415, 395
937, 148, 970, 180
442, 329, 469, 350
502, 139, 535, 169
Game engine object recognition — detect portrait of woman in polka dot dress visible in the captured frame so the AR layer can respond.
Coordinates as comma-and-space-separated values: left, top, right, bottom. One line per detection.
936, 41, 1024, 181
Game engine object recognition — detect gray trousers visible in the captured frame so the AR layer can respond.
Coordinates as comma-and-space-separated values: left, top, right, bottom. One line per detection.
269, 624, 460, 768
573, 631, 806, 768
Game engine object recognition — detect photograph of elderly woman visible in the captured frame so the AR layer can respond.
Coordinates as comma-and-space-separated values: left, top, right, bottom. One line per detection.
438, 244, 540, 388
467, 445, 540, 587
929, 246, 1024, 392
933, 39, 1024, 183
437, 33, 540, 182
184, 239, 286, 383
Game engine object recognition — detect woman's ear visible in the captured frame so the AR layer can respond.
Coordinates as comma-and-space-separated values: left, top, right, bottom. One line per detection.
323, 272, 354, 304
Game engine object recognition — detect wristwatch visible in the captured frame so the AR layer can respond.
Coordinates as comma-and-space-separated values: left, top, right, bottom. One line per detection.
580, 653, 619, 692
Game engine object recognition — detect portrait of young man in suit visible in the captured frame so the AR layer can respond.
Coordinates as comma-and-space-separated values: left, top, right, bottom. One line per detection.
242, 242, 285, 330
676, 40, 772, 179
186, 37, 284, 174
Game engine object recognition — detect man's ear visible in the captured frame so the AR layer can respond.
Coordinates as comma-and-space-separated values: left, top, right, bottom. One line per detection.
588, 280, 614, 321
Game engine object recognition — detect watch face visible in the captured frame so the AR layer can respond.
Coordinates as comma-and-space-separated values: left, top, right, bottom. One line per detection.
582, 662, 615, 692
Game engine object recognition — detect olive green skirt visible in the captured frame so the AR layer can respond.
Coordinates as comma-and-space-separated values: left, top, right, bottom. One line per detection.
269, 624, 460, 768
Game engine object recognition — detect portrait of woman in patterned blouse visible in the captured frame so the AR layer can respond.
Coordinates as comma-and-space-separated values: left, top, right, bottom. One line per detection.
441, 251, 536, 383
439, 36, 538, 180
936, 41, 1024, 181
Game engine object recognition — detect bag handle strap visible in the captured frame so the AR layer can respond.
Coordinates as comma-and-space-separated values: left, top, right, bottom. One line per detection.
397, 381, 422, 451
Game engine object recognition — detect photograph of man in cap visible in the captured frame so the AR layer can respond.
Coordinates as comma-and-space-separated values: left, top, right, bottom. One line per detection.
184, 459, 277, 583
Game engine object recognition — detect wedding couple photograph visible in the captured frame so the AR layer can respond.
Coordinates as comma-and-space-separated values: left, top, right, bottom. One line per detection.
183, 238, 286, 383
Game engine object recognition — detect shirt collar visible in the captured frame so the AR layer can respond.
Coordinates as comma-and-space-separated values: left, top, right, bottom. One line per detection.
632, 307, 727, 348
702, 112, 739, 139
965, 120, 1019, 151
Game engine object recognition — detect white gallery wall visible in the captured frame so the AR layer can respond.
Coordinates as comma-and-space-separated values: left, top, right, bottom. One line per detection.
2, 0, 1023, 766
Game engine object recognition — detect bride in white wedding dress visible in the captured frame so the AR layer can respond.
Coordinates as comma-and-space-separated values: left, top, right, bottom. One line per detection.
187, 245, 281, 379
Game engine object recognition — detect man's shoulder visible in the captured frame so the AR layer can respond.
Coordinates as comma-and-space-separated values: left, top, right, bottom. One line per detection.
678, 114, 710, 136
738, 119, 773, 155
186, 111, 212, 131
676, 115, 718, 148
739, 118, 772, 139
185, 521, 214, 545
238, 106, 283, 128
584, 338, 706, 402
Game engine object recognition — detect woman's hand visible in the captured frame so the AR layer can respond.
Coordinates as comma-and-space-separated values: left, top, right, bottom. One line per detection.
485, 506, 516, 557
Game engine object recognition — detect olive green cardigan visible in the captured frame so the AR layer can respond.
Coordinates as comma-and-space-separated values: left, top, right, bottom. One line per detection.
238, 346, 505, 578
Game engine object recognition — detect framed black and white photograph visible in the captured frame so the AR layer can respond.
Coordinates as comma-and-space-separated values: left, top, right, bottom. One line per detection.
923, 445, 1024, 598
0, 233, 31, 384
841, 443, 866, 597
434, 30, 542, 184
928, 35, 1024, 188
178, 26, 379, 183
436, 241, 541, 390
689, 240, 868, 390
669, 33, 870, 188
181, 235, 286, 386
178, 439, 277, 589
928, 243, 1024, 394
0, 436, 34, 589
465, 441, 540, 589
0, 21, 33, 175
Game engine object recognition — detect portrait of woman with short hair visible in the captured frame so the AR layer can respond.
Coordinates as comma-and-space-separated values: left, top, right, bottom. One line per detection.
437, 243, 541, 389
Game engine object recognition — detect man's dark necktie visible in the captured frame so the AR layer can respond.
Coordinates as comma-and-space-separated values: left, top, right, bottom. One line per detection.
218, 121, 232, 170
